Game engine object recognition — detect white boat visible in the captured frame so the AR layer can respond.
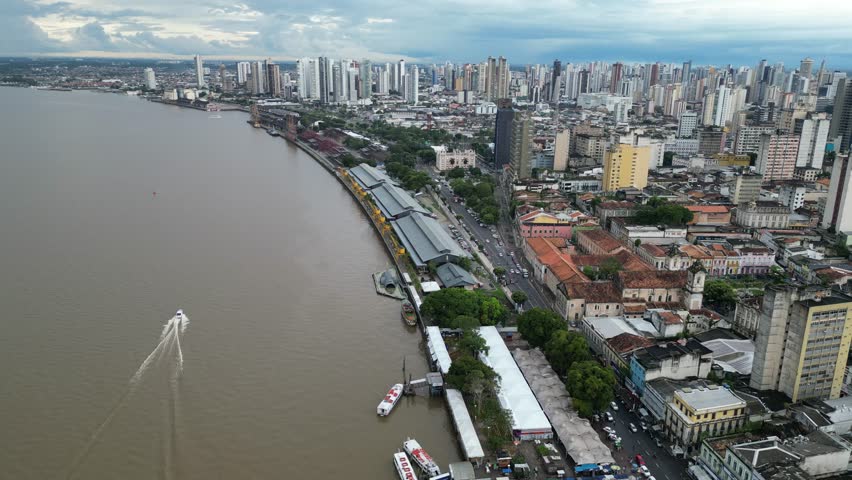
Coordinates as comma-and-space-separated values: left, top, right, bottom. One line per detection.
377, 383, 403, 416
176, 309, 183, 319
393, 452, 417, 480
403, 438, 441, 477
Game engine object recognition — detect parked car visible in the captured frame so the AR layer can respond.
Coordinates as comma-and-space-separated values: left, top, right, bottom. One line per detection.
655, 438, 663, 448
603, 426, 615, 434
607, 433, 618, 441
605, 412, 614, 422
611, 401, 619, 411
629, 423, 638, 433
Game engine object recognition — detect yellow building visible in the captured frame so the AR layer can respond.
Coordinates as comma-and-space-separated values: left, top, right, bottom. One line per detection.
602, 143, 650, 192
664, 386, 747, 451
751, 288, 852, 402
714, 153, 751, 167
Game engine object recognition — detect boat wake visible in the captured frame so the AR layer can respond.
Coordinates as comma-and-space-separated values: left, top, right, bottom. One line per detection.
65, 310, 189, 480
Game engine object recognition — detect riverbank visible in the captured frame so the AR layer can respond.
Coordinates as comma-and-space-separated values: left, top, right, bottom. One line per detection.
245, 120, 428, 332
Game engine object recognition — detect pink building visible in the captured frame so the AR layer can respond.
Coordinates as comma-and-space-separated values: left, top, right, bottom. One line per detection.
756, 132, 799, 182
517, 210, 592, 239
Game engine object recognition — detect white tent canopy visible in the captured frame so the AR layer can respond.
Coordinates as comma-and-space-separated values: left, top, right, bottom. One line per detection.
479, 326, 552, 439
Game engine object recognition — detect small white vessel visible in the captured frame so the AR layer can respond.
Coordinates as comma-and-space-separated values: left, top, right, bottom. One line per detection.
403, 438, 441, 477
393, 452, 417, 480
176, 309, 183, 318
377, 384, 404, 416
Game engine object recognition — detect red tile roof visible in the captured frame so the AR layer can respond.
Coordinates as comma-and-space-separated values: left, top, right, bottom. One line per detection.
562, 282, 622, 303
578, 230, 624, 254
608, 333, 655, 354
659, 311, 684, 325
640, 243, 667, 257
618, 270, 688, 289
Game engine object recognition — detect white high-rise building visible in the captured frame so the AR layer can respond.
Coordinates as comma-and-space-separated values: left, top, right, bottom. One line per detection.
405, 65, 419, 105
296, 58, 320, 100
194, 55, 205, 87
236, 62, 251, 85
677, 111, 698, 138
796, 115, 830, 169
712, 86, 731, 127
143, 67, 157, 90
347, 68, 359, 100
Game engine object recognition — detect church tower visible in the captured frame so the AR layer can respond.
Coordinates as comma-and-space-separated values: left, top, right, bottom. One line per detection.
685, 261, 706, 310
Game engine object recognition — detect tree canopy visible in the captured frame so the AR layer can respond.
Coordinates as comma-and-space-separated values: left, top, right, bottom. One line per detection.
703, 280, 737, 313
420, 288, 508, 328
446, 355, 497, 391
511, 291, 528, 305
566, 360, 616, 417
458, 328, 489, 357
517, 308, 567, 349
544, 330, 592, 377
633, 203, 694, 226
450, 177, 500, 225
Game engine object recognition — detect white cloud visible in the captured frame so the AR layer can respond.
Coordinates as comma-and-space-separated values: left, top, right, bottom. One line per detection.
4, 0, 852, 66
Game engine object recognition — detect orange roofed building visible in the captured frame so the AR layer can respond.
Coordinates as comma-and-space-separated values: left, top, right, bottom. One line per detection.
576, 229, 627, 255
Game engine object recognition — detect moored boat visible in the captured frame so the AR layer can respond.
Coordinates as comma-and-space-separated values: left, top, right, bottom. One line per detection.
401, 300, 416, 326
393, 452, 417, 480
403, 438, 441, 477
377, 383, 404, 416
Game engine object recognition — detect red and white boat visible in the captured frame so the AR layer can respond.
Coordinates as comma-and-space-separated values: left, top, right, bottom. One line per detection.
377, 383, 404, 416
393, 452, 417, 480
403, 438, 441, 477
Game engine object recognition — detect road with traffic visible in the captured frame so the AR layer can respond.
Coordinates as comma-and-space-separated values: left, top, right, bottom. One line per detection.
597, 395, 691, 480
430, 171, 552, 311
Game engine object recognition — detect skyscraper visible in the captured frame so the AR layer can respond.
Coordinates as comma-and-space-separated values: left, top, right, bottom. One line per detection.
493, 99, 515, 169
681, 60, 692, 86
799, 57, 814, 80
822, 154, 852, 231
217, 64, 226, 87
332, 62, 344, 103
296, 58, 320, 101
510, 112, 533, 179
750, 285, 852, 402
318, 57, 330, 104
553, 130, 570, 171
712, 86, 731, 127
795, 115, 830, 169
267, 63, 281, 97
609, 62, 623, 94
829, 78, 852, 152
359, 60, 373, 99
143, 67, 157, 90
236, 62, 250, 85
194, 55, 205, 87
405, 65, 419, 105
251, 61, 265, 95
549, 59, 562, 103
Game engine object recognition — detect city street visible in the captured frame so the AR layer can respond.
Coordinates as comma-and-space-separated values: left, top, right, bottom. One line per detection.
596, 395, 691, 480
430, 171, 552, 311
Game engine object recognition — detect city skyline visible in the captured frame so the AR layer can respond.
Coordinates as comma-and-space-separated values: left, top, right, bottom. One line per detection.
4, 0, 852, 67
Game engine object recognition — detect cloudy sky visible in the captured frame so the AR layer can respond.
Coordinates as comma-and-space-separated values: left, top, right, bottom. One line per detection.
4, 0, 852, 67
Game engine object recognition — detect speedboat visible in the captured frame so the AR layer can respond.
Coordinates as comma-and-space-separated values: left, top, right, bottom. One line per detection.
176, 309, 183, 318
